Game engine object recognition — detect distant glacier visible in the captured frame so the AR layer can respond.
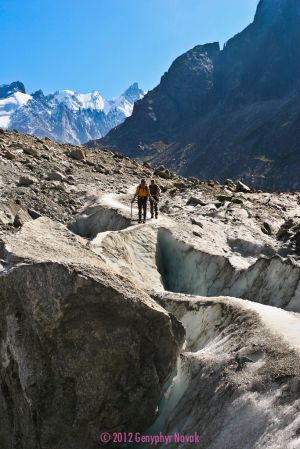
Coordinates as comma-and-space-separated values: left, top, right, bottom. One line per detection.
0, 81, 144, 145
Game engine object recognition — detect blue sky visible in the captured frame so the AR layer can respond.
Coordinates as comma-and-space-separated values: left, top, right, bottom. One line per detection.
1, 0, 258, 97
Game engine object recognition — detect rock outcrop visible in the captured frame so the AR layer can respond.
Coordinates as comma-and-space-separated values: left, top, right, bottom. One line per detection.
92, 0, 300, 192
0, 218, 184, 449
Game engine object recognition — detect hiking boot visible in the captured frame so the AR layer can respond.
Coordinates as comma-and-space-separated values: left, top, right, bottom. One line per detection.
138, 220, 142, 224
142, 220, 146, 223
155, 214, 158, 219
151, 214, 154, 219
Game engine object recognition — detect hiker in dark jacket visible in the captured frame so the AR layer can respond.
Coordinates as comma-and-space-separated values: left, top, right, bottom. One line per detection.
132, 179, 153, 223
149, 179, 161, 219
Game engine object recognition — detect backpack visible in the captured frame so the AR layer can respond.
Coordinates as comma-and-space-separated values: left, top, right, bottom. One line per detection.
137, 184, 149, 197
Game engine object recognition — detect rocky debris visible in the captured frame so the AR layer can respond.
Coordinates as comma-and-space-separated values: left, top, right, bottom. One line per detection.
28, 209, 43, 219
0, 218, 185, 448
113, 152, 125, 160
3, 149, 16, 160
0, 130, 169, 227
261, 221, 273, 236
68, 148, 86, 161
0, 201, 20, 225
23, 147, 38, 157
216, 194, 233, 202
186, 196, 207, 206
153, 166, 172, 179
173, 181, 187, 190
190, 217, 203, 228
13, 208, 32, 227
224, 179, 237, 191
277, 218, 300, 253
236, 180, 253, 194
47, 170, 66, 182
277, 218, 300, 240
231, 197, 244, 205
18, 175, 37, 187
0, 201, 32, 231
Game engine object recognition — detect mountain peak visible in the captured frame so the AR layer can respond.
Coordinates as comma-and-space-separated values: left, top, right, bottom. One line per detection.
254, 0, 299, 23
122, 83, 144, 103
0, 81, 26, 99
32, 89, 45, 101
192, 42, 220, 56
169, 42, 220, 76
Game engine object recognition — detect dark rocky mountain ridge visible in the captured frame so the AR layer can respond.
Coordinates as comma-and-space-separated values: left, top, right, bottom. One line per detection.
90, 0, 300, 191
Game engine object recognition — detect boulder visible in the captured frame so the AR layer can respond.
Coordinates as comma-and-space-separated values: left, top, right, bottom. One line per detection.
13, 208, 32, 227
47, 170, 66, 182
0, 201, 20, 225
3, 149, 16, 160
153, 167, 172, 179
224, 179, 236, 191
28, 209, 43, 220
69, 148, 86, 161
0, 218, 185, 449
18, 175, 37, 187
173, 181, 187, 190
216, 194, 233, 202
236, 180, 252, 193
231, 197, 244, 205
186, 196, 207, 206
261, 222, 273, 236
113, 152, 124, 159
143, 161, 152, 169
23, 147, 38, 157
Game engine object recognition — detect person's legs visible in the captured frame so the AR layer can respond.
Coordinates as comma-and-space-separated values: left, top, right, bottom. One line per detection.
154, 196, 159, 218
137, 198, 142, 222
150, 199, 154, 218
142, 198, 147, 222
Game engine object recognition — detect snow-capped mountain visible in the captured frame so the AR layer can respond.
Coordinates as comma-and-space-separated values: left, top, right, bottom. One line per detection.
0, 81, 144, 144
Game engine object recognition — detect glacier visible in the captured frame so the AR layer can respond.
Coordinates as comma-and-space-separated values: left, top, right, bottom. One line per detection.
1, 129, 300, 448
68, 186, 300, 449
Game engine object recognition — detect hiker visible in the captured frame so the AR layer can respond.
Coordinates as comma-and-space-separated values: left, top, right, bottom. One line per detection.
149, 179, 161, 219
132, 179, 153, 223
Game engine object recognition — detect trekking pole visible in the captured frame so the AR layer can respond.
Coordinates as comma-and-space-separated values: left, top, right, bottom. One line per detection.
130, 201, 133, 220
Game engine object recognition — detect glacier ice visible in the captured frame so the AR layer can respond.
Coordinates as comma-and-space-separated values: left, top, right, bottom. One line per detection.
69, 190, 300, 449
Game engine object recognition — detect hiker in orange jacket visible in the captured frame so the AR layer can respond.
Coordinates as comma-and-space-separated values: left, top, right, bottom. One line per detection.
132, 179, 153, 223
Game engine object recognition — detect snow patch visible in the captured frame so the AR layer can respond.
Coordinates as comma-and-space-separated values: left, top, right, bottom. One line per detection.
0, 92, 32, 128
53, 90, 107, 112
